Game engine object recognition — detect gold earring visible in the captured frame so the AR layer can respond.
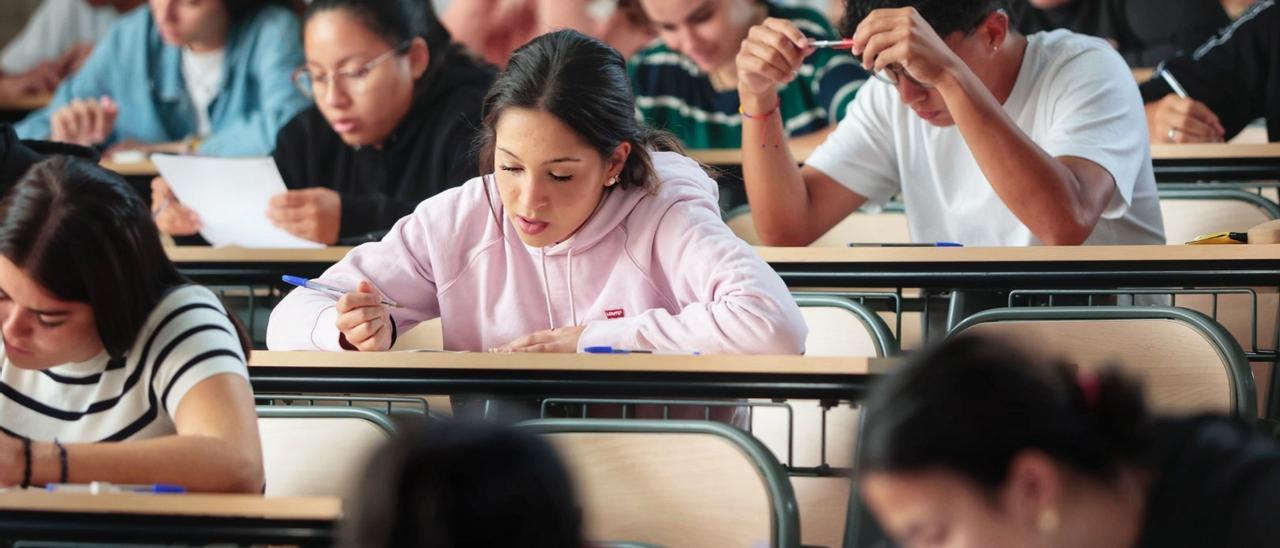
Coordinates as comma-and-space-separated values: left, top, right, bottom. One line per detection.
1037, 508, 1059, 534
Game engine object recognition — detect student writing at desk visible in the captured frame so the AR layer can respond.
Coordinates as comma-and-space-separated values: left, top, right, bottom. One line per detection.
737, 0, 1166, 246
0, 158, 261, 492
1140, 1, 1279, 144
267, 30, 806, 354
12, 0, 309, 157
628, 0, 869, 149
153, 0, 493, 246
0, 0, 144, 104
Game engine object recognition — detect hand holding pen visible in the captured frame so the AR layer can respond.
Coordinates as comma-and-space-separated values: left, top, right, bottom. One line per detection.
1146, 69, 1224, 143
283, 275, 399, 352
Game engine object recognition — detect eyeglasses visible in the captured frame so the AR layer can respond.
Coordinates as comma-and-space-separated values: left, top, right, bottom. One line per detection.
852, 54, 934, 90
292, 41, 413, 99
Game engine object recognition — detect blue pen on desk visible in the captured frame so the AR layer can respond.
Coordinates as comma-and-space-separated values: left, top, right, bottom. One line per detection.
585, 346, 701, 356
47, 482, 186, 494
281, 275, 402, 308
848, 242, 963, 248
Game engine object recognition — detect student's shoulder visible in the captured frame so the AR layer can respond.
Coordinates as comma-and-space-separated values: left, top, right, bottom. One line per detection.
139, 284, 236, 340
1029, 30, 1131, 90
1032, 29, 1126, 69
236, 4, 302, 39
101, 6, 158, 43
633, 151, 721, 218
410, 175, 502, 236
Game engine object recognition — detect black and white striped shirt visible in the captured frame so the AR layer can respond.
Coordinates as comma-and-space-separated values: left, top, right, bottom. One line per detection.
0, 285, 248, 442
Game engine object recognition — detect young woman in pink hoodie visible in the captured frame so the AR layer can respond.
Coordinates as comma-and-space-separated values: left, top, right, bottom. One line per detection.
266, 29, 807, 355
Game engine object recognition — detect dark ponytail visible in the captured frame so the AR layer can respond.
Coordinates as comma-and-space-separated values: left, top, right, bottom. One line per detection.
476, 29, 685, 190
860, 333, 1153, 490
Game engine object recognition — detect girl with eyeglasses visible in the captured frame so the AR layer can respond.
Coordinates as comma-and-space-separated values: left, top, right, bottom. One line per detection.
154, 0, 494, 245
12, 0, 308, 158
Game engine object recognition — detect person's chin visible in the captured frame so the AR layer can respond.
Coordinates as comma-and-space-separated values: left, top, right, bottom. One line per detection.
915, 109, 955, 127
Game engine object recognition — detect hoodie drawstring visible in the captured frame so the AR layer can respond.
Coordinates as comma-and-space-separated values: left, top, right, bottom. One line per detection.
540, 249, 555, 330
539, 248, 578, 330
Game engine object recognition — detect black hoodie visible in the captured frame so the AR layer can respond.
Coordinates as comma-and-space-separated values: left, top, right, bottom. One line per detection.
272, 45, 495, 244
1139, 0, 1279, 142
0, 124, 99, 191
1011, 0, 1228, 67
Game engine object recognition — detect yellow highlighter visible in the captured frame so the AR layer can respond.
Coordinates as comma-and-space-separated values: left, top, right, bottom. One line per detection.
1186, 232, 1248, 245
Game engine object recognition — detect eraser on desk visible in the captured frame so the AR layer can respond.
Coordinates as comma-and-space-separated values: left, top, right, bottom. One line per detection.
110, 150, 147, 164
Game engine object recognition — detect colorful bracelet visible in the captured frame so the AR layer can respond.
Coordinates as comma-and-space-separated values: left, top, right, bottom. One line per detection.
738, 99, 780, 120
54, 439, 68, 484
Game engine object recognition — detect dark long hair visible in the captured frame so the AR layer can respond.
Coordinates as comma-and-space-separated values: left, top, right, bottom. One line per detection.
0, 157, 249, 360
476, 29, 684, 190
841, 0, 1010, 37
345, 420, 582, 547
860, 333, 1153, 490
305, 0, 461, 74
224, 0, 294, 23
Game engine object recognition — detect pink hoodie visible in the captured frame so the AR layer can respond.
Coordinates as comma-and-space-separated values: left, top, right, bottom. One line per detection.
266, 151, 807, 354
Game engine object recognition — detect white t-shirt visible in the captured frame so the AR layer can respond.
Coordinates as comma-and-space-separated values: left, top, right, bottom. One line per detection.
0, 0, 120, 74
0, 285, 248, 443
181, 48, 226, 137
806, 30, 1166, 247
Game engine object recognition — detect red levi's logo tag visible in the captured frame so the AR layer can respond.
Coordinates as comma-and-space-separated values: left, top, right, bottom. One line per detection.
605, 308, 625, 319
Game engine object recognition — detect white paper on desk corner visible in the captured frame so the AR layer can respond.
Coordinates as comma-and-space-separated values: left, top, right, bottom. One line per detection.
151, 155, 324, 249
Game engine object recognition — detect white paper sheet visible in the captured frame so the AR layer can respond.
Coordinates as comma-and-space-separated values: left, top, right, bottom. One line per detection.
151, 155, 324, 249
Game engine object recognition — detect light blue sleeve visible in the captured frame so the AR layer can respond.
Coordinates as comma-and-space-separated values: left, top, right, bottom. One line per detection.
12, 15, 128, 141
200, 10, 309, 156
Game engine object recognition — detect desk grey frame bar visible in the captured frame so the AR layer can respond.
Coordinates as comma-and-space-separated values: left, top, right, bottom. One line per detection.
0, 511, 334, 546
249, 365, 875, 401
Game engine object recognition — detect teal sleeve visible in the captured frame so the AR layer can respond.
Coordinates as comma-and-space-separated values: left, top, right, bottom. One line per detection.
200, 11, 309, 156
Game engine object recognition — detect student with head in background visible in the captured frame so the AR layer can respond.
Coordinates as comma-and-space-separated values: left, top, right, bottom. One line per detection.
0, 157, 261, 492
0, 0, 145, 104
13, 0, 309, 157
346, 421, 582, 547
266, 29, 806, 355
438, 0, 656, 66
1009, 0, 1229, 68
858, 333, 1280, 547
1140, 0, 1278, 144
736, 0, 1165, 247
152, 0, 493, 246
628, 0, 868, 150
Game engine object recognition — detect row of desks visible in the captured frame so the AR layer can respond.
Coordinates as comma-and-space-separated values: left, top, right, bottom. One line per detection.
170, 243, 1280, 290
102, 142, 1280, 179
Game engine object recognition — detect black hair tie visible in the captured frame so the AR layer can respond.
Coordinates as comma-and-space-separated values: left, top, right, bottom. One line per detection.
20, 436, 32, 489
54, 439, 68, 484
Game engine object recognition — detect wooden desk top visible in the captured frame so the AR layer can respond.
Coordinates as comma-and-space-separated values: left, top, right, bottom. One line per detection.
167, 244, 1280, 266
1151, 142, 1280, 160
252, 351, 882, 376
0, 490, 341, 520
690, 142, 1277, 166
0, 93, 51, 112
756, 244, 1280, 264
689, 143, 817, 166
101, 159, 159, 177
167, 245, 353, 263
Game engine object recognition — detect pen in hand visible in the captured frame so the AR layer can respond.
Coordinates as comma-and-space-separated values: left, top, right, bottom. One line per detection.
281, 275, 402, 308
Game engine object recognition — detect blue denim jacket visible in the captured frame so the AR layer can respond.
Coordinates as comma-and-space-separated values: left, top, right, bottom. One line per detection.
15, 5, 309, 156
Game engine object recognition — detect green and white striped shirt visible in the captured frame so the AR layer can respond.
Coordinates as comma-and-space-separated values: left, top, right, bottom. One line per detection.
628, 3, 867, 149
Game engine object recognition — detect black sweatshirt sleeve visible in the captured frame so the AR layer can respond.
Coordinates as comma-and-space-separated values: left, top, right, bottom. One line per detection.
1138, 1, 1279, 140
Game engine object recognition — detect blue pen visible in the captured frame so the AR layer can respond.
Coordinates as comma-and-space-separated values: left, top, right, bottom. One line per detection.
282, 275, 402, 308
848, 242, 963, 248
585, 346, 701, 356
46, 482, 186, 494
